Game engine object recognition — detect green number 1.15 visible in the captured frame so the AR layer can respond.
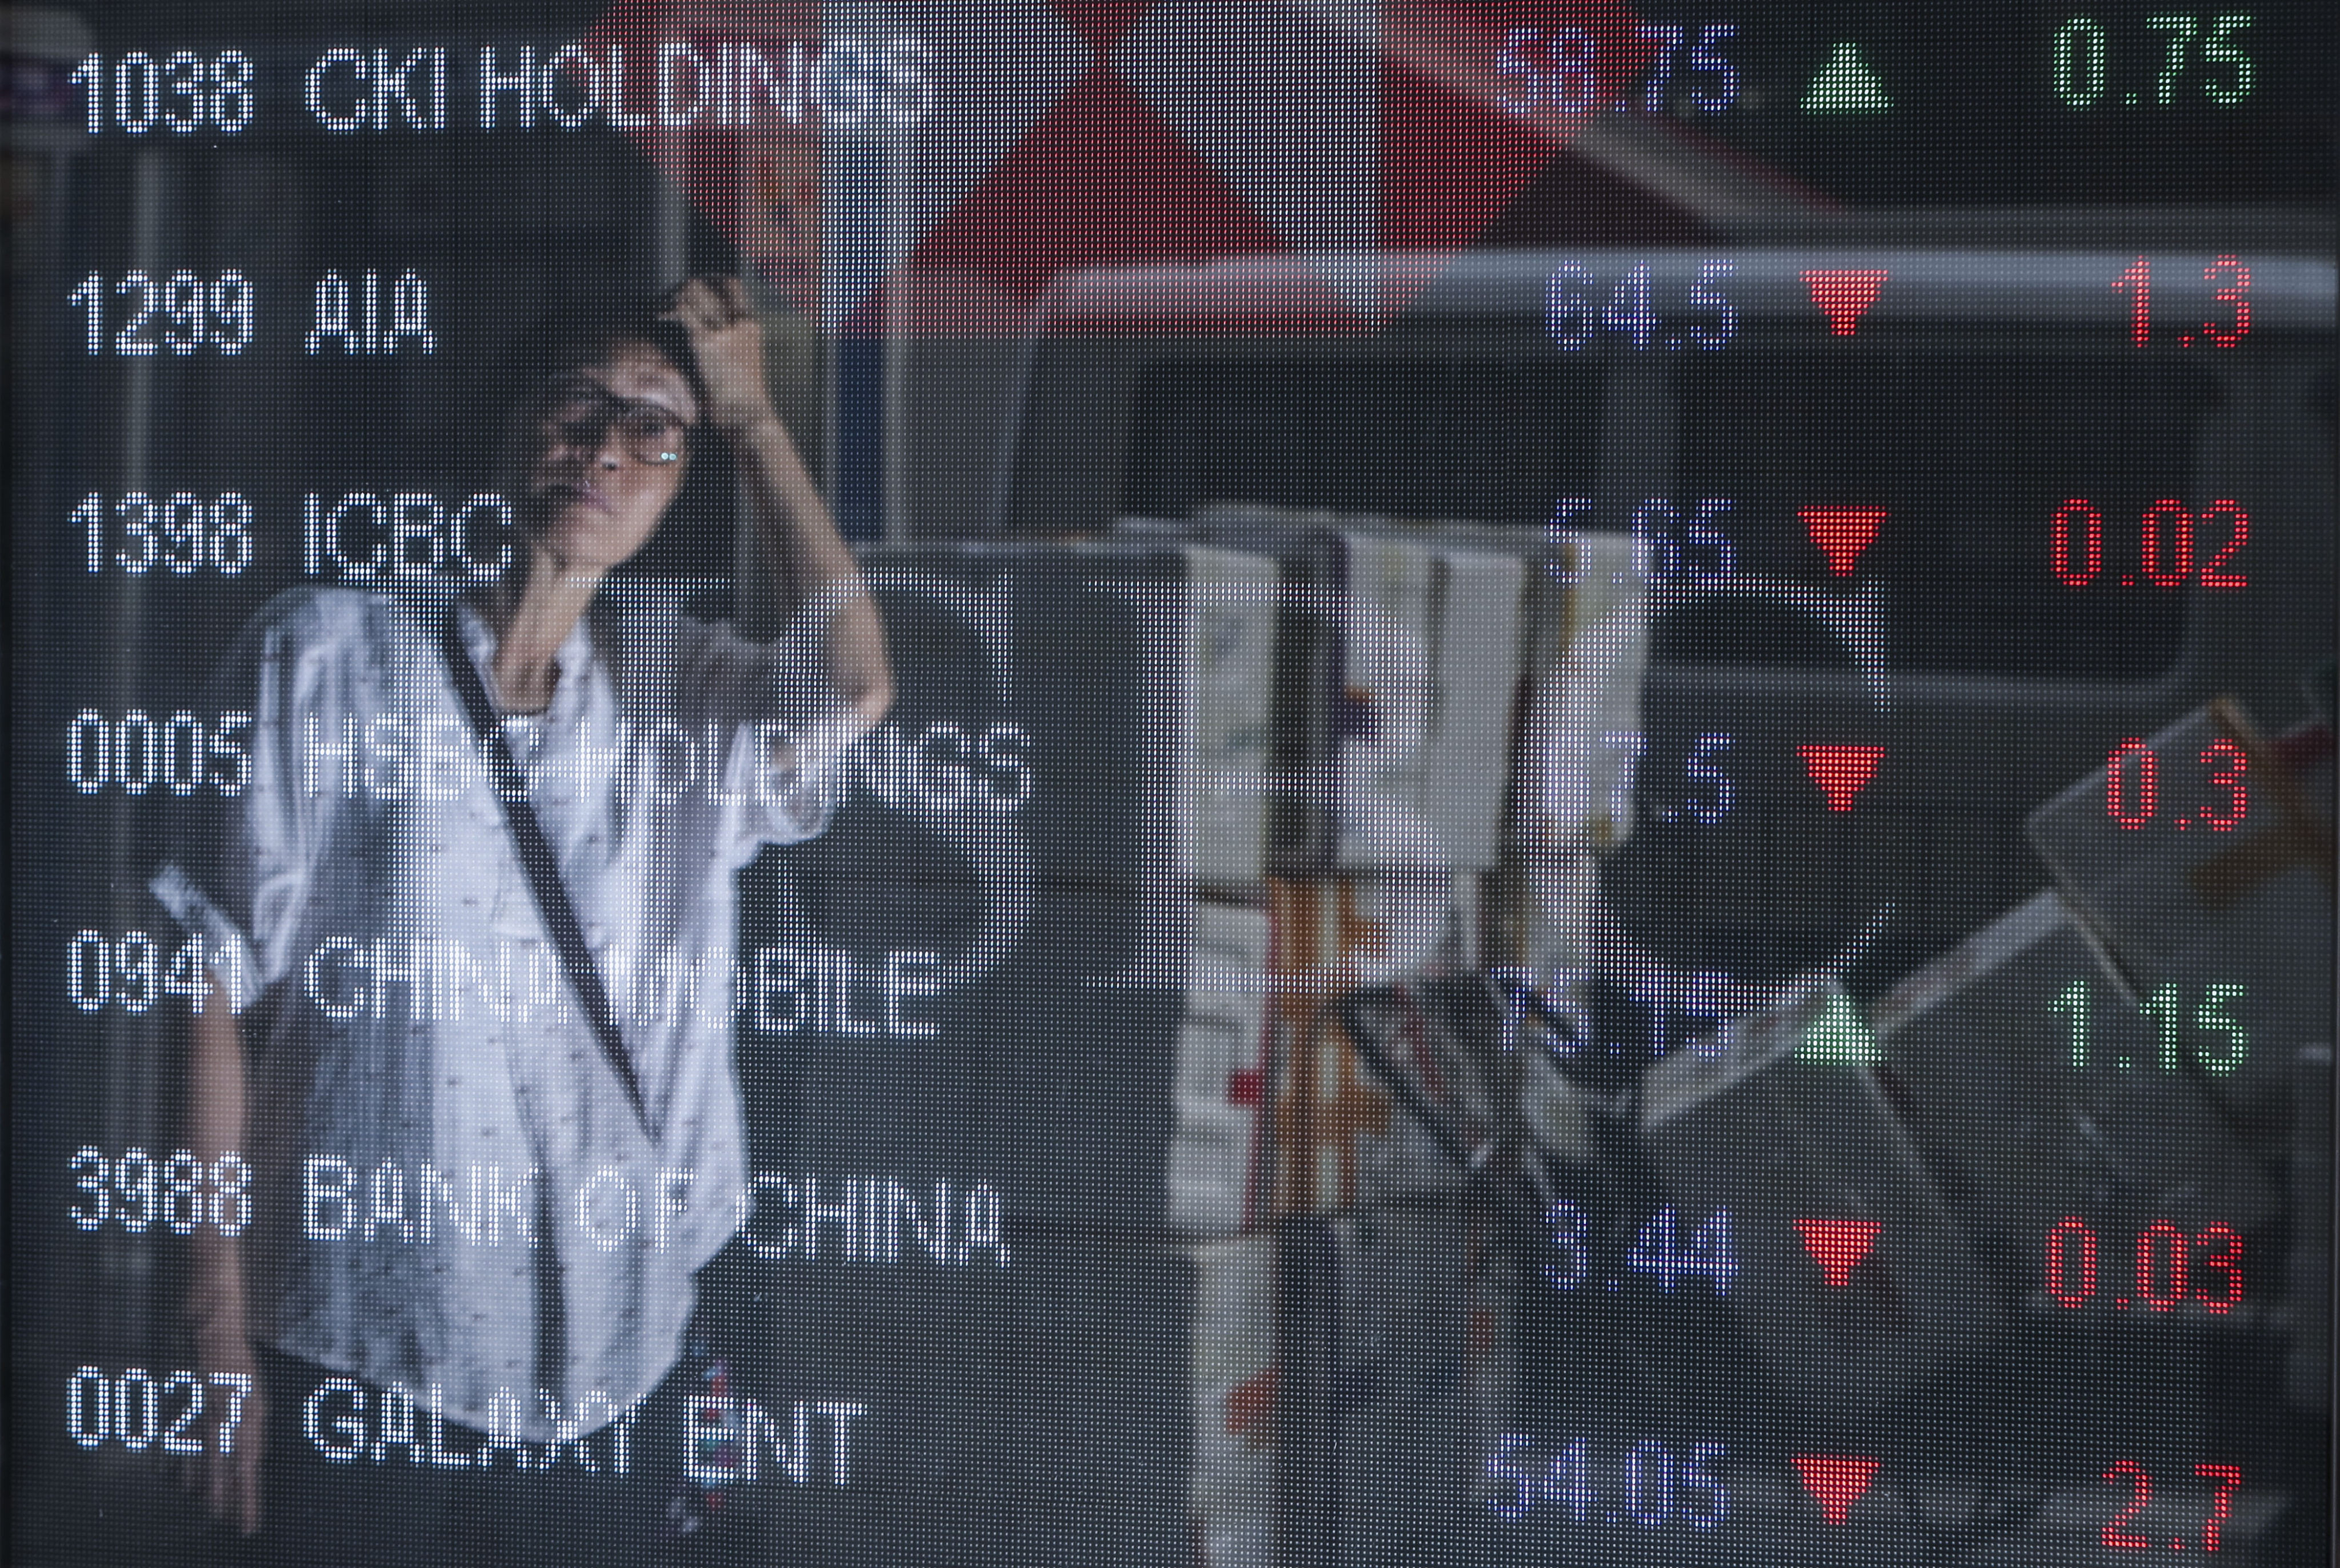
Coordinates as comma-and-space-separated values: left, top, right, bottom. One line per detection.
2053, 978, 2248, 1072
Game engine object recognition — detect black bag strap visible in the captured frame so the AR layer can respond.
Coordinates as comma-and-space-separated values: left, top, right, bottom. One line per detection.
439, 606, 650, 1133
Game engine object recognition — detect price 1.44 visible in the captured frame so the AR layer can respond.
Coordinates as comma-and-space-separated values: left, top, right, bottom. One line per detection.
1545, 1203, 1735, 1293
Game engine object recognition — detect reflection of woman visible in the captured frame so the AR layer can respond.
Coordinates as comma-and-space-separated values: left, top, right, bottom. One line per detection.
158, 277, 889, 1562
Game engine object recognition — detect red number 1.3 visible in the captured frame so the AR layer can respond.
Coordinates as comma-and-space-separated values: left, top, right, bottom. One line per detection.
2112, 255, 2250, 347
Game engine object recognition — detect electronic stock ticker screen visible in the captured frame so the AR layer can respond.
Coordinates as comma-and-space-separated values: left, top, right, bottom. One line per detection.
6, 2, 2333, 1565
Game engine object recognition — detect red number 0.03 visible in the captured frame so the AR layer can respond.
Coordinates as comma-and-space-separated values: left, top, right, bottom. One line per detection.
2045, 1217, 2242, 1313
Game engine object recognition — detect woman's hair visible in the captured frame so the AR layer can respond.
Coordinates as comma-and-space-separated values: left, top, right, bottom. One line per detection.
503, 297, 707, 418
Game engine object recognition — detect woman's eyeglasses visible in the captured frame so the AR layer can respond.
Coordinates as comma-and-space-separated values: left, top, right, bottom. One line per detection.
534, 377, 693, 465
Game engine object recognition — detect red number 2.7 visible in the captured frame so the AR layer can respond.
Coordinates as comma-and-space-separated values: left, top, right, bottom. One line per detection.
2102, 1460, 2152, 1549
2102, 1461, 2243, 1551
2195, 1463, 2242, 1551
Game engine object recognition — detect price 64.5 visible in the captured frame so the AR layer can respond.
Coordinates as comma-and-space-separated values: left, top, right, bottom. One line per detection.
1547, 261, 1734, 351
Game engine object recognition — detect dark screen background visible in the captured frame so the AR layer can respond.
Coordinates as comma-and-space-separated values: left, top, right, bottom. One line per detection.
9, 2, 2331, 1565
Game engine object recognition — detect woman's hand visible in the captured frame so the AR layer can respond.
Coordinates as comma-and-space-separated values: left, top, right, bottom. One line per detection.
664, 275, 781, 441
188, 1296, 267, 1535
185, 975, 265, 1534
665, 272, 892, 734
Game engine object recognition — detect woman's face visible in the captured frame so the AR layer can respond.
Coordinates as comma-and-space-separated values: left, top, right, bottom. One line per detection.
518, 339, 700, 574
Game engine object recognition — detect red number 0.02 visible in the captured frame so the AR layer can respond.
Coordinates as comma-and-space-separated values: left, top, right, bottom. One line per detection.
2050, 499, 2246, 589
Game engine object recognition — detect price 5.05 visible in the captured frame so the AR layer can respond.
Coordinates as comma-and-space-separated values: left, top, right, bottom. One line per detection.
1601, 730, 1736, 829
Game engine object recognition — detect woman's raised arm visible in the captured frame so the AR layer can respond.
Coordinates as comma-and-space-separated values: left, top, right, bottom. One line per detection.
666, 275, 893, 735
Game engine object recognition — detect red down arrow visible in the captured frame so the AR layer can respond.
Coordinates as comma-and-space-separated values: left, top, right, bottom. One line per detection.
1803, 269, 1888, 336
1798, 745, 1885, 813
1794, 1218, 1882, 1288
1801, 506, 1885, 576
1793, 1454, 1879, 1525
